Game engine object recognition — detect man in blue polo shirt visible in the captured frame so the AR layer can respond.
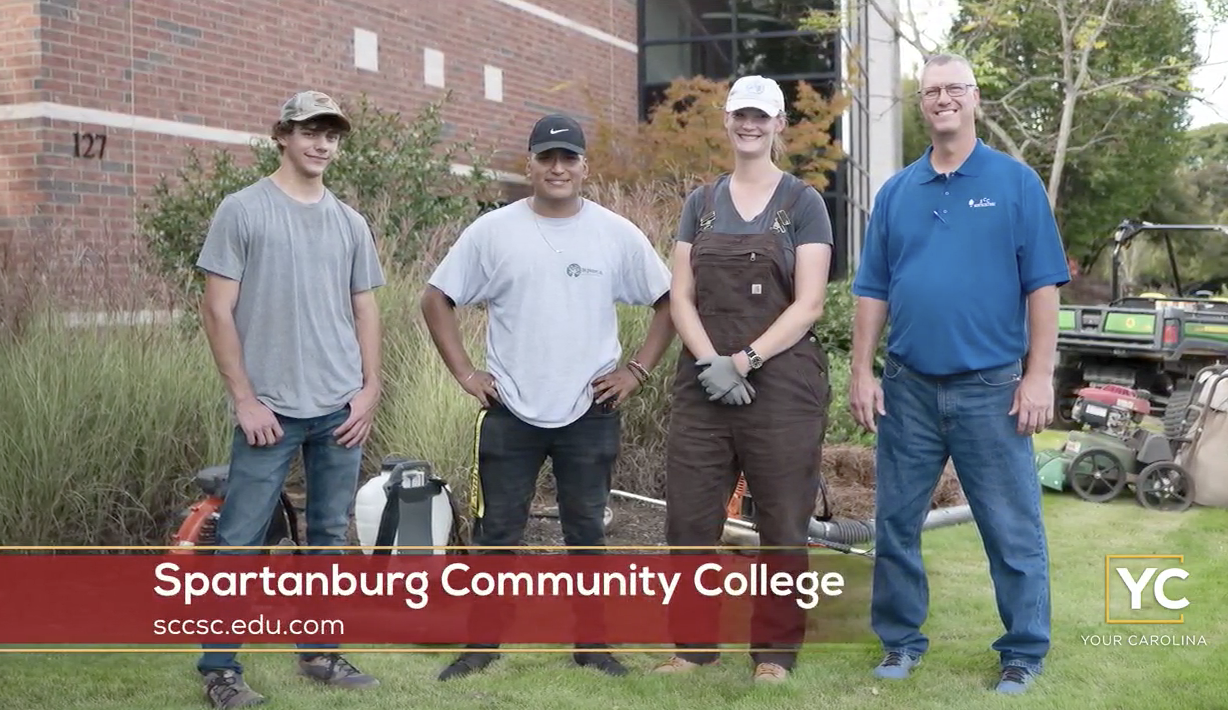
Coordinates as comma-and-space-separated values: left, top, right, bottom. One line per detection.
849, 53, 1070, 695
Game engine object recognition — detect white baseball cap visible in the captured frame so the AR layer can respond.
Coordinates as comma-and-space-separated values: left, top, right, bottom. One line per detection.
725, 75, 786, 117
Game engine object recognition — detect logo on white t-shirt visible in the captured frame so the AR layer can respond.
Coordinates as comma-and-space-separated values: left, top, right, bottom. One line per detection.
566, 263, 603, 278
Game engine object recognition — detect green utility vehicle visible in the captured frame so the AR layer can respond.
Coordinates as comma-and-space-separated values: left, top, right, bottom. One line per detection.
1053, 220, 1228, 438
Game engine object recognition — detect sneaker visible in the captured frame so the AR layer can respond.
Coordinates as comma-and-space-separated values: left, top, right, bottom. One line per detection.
996, 665, 1036, 694
202, 670, 265, 709
437, 651, 500, 681
574, 651, 628, 677
296, 653, 379, 688
873, 651, 921, 680
753, 662, 788, 683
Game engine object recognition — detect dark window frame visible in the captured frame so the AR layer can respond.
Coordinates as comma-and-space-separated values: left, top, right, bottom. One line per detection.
635, 0, 849, 279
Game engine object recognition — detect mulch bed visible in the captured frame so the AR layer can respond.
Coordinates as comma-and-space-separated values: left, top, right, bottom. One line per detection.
281, 444, 967, 549
522, 443, 967, 548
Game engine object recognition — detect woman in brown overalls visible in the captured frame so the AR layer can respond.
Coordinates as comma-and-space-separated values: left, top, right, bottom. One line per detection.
654, 76, 835, 682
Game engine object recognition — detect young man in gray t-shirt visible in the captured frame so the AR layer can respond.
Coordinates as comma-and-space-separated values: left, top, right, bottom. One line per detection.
193, 91, 385, 708
421, 114, 676, 680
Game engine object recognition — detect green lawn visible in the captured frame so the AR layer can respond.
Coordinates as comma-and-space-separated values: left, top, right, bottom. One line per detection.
4, 434, 1226, 710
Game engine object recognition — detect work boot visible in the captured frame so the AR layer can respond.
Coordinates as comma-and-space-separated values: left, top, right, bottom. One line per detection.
296, 653, 379, 688
574, 650, 628, 676
753, 662, 788, 683
202, 670, 264, 709
652, 655, 709, 674
438, 651, 501, 681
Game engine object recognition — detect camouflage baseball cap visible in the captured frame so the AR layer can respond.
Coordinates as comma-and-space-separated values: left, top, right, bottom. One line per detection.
279, 90, 351, 130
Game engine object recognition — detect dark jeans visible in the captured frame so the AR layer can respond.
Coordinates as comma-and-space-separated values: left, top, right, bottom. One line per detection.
196, 404, 363, 676
465, 400, 621, 649
871, 356, 1051, 674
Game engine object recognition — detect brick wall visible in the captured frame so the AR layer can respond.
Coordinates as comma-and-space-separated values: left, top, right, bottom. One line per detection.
1, 0, 638, 305
0, 2, 40, 274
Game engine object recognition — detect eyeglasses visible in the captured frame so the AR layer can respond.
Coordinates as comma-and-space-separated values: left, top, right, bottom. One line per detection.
919, 83, 977, 100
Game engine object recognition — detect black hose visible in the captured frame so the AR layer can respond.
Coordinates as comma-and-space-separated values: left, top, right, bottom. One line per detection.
809, 518, 875, 544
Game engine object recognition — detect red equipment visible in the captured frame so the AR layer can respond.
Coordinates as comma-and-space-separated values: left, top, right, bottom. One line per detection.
1075, 384, 1152, 416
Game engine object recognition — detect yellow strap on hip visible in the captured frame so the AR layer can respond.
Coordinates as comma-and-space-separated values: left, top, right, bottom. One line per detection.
468, 407, 487, 521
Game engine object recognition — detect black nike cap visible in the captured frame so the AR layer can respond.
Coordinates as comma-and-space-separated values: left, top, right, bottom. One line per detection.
528, 113, 586, 155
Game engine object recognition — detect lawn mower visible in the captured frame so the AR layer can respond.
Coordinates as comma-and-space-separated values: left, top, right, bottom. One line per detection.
1035, 383, 1196, 511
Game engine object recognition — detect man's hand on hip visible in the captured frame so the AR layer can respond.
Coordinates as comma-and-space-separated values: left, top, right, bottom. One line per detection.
335, 385, 380, 448
235, 398, 284, 447
593, 366, 641, 407
461, 370, 500, 409
1009, 371, 1054, 435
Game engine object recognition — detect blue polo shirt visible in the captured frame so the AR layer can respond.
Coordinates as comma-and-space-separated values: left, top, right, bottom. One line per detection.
852, 139, 1071, 376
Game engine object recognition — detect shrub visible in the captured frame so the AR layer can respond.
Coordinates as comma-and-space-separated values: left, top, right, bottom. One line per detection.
584, 76, 850, 194
0, 317, 231, 546
135, 93, 500, 299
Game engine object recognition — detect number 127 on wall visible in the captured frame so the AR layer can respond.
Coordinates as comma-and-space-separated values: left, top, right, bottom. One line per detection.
73, 132, 107, 159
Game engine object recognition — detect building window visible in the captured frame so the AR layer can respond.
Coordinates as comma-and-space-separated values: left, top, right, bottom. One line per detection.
637, 0, 849, 278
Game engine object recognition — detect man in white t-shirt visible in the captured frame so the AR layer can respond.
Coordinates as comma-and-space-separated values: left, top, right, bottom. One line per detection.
421, 113, 675, 680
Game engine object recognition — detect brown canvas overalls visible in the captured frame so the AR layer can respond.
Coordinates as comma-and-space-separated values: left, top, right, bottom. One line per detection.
664, 178, 832, 670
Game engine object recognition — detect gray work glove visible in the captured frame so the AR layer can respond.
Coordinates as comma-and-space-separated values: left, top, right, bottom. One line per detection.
696, 355, 755, 405
719, 377, 756, 406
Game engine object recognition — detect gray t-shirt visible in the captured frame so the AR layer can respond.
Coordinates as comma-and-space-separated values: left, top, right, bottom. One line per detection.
196, 177, 386, 419
427, 198, 672, 429
676, 173, 834, 275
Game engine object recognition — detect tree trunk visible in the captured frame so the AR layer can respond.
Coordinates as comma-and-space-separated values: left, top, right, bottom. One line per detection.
1047, 85, 1080, 211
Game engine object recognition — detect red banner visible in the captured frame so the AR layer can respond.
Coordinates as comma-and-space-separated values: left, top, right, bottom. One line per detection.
0, 550, 873, 647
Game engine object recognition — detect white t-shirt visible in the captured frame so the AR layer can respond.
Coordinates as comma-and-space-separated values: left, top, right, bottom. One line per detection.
427, 198, 672, 428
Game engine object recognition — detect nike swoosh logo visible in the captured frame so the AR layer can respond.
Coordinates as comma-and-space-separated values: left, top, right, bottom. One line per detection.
550, 128, 568, 134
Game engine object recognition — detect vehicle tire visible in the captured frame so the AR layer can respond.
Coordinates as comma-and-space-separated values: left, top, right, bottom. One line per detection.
1051, 369, 1084, 431
1163, 381, 1195, 439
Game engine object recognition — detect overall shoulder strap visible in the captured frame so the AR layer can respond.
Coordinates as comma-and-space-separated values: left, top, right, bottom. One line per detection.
770, 177, 811, 235
701, 175, 724, 215
696, 177, 722, 234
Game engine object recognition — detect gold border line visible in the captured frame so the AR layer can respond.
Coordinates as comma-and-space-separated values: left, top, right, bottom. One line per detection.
0, 545, 850, 552
0, 645, 873, 654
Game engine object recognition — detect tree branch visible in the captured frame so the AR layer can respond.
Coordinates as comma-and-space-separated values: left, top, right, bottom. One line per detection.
1083, 63, 1196, 96
1046, 0, 1117, 208
997, 100, 1050, 146
978, 110, 1026, 160
988, 75, 1065, 105
864, 0, 937, 59
1065, 132, 1122, 154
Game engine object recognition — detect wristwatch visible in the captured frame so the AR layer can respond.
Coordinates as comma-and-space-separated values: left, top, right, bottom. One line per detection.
742, 346, 763, 370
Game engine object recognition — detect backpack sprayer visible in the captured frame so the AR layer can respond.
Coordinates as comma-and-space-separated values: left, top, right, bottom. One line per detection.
354, 456, 466, 554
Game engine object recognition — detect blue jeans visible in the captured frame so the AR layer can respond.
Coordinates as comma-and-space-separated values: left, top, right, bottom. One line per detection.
871, 356, 1051, 674
197, 404, 363, 676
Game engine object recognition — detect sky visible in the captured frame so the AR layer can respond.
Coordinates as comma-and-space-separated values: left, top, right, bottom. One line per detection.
898, 0, 1228, 128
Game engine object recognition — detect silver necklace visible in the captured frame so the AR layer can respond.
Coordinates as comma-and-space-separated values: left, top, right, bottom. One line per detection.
529, 197, 568, 254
